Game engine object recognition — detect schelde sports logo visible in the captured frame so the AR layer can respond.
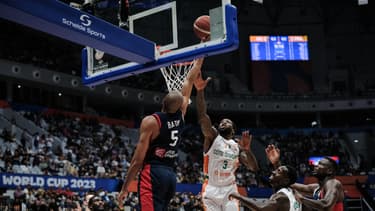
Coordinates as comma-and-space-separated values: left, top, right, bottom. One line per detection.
80, 14, 92, 26
61, 14, 106, 40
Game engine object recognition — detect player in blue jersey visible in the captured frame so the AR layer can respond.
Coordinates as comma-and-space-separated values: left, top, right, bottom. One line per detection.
117, 58, 204, 211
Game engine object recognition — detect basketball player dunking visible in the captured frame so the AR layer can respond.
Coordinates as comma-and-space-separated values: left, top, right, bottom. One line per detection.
194, 72, 259, 211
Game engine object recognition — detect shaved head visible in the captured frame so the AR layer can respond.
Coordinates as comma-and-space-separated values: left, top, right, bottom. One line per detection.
162, 91, 184, 113
323, 157, 338, 175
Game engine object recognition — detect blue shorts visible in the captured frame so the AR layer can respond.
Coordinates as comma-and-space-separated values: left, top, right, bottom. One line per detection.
138, 164, 176, 211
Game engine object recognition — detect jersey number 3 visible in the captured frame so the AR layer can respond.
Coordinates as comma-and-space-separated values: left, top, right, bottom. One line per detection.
169, 130, 179, 147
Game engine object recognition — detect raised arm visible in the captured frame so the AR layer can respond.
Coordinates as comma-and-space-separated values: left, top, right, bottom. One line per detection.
238, 131, 259, 172
294, 179, 343, 210
229, 192, 289, 211
180, 57, 204, 116
194, 72, 216, 153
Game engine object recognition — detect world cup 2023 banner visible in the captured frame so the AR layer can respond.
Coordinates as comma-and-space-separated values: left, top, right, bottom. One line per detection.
0, 173, 207, 195
0, 173, 120, 192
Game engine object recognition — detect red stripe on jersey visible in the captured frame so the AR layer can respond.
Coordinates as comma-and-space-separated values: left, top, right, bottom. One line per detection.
152, 114, 162, 128
139, 164, 154, 211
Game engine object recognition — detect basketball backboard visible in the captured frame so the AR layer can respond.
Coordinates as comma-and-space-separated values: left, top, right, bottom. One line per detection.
0, 0, 238, 86
82, 0, 239, 85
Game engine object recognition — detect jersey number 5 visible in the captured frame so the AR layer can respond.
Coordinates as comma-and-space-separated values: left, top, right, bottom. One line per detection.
170, 130, 179, 147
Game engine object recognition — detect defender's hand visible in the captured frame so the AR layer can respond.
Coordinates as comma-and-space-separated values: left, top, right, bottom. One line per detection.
238, 130, 252, 151
194, 72, 211, 91
265, 144, 280, 165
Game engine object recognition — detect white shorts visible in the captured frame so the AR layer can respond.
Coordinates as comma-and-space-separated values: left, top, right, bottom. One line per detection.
202, 183, 239, 211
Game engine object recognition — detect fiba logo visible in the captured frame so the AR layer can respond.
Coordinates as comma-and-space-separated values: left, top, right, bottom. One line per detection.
80, 14, 91, 26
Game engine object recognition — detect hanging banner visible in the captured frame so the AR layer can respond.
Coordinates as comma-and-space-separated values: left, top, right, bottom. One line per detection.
0, 173, 120, 192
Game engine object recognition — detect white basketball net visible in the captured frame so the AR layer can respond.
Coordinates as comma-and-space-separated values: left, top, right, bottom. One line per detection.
160, 61, 195, 92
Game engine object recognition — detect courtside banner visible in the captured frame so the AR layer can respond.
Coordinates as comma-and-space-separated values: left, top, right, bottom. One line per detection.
0, 173, 120, 192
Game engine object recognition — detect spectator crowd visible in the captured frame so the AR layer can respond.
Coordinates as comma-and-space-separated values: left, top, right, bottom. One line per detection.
0, 108, 371, 210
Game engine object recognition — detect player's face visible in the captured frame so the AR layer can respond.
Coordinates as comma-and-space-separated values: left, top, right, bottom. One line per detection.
312, 158, 330, 177
269, 166, 289, 187
218, 118, 234, 137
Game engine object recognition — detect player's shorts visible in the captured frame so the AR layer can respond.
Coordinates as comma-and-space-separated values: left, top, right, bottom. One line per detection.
138, 164, 176, 211
202, 182, 240, 211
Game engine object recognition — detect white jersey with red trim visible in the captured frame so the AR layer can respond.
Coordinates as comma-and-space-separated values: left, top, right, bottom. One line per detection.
203, 135, 240, 186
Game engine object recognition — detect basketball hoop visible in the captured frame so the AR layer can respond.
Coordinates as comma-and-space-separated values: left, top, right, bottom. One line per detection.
160, 61, 195, 93
158, 47, 195, 93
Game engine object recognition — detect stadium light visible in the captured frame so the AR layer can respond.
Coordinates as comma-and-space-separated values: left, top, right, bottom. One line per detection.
253, 0, 263, 4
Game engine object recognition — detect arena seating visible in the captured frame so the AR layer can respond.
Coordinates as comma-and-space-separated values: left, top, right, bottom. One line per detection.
0, 104, 373, 210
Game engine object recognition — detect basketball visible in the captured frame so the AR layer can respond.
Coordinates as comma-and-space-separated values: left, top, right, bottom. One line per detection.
193, 15, 210, 40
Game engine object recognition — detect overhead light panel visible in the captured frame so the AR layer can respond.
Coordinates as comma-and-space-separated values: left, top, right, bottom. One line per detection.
358, 0, 368, 5
253, 0, 263, 4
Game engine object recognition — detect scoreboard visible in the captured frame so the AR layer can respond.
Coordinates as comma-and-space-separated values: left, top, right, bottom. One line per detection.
249, 35, 309, 61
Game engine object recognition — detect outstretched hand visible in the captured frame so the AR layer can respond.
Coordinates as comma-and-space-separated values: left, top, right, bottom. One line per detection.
265, 144, 280, 165
238, 130, 252, 151
193, 57, 204, 70
194, 71, 211, 91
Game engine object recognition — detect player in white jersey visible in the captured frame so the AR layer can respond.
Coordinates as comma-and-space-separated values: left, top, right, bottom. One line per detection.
230, 164, 301, 210
229, 144, 301, 211
194, 73, 259, 211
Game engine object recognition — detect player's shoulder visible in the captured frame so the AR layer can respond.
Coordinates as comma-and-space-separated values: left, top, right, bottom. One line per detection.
276, 187, 293, 196
141, 115, 160, 127
326, 178, 343, 188
271, 190, 290, 202
144, 113, 158, 120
